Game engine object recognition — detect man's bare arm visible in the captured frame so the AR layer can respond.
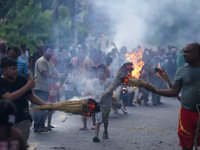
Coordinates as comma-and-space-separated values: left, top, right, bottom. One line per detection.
145, 84, 181, 97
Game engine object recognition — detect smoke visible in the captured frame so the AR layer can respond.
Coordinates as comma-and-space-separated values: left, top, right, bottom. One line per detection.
92, 0, 200, 49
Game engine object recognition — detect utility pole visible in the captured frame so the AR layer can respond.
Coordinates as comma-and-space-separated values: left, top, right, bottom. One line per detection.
74, 0, 78, 45
53, 0, 59, 47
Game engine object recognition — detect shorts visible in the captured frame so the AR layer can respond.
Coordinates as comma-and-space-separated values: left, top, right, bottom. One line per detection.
178, 107, 200, 148
95, 107, 111, 124
14, 120, 32, 143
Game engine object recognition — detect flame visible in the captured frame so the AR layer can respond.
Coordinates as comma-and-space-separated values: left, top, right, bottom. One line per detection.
125, 46, 145, 78
86, 101, 96, 117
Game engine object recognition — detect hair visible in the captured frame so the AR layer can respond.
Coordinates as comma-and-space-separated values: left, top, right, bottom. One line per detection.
106, 56, 113, 64
20, 44, 26, 49
44, 46, 53, 52
97, 64, 106, 72
7, 46, 18, 54
0, 100, 17, 149
1, 57, 17, 70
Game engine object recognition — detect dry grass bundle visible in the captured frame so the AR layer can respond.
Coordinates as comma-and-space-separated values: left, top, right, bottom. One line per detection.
101, 62, 133, 101
125, 77, 156, 90
32, 99, 100, 116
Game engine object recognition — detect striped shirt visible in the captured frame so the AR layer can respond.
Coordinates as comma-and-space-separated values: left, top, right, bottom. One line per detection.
17, 58, 29, 76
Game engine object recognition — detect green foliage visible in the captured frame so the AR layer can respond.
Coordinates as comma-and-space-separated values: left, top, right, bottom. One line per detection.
0, 0, 54, 55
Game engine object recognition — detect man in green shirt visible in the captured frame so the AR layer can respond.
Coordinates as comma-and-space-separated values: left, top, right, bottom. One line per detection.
145, 42, 200, 150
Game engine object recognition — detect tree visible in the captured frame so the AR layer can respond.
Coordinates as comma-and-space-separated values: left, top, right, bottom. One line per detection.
0, 0, 54, 55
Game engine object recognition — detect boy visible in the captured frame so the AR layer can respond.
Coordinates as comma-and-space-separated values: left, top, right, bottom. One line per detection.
46, 79, 60, 131
92, 64, 112, 142
0, 57, 48, 143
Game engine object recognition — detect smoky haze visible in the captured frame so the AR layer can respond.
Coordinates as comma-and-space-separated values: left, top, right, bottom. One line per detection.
92, 0, 200, 49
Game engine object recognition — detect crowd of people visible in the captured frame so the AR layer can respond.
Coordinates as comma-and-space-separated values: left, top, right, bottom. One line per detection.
1, 40, 199, 150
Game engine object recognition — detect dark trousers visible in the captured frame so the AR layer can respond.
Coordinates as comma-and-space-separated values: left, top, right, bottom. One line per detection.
127, 92, 135, 105
32, 90, 48, 129
65, 90, 74, 101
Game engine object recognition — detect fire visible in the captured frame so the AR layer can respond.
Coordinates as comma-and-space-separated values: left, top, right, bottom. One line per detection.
125, 46, 145, 78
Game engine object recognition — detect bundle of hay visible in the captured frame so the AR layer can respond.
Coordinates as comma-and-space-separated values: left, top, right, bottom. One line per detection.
124, 77, 156, 90
32, 99, 100, 117
101, 63, 133, 100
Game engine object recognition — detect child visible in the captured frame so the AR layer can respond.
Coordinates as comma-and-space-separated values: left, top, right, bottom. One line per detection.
79, 66, 97, 130
46, 79, 60, 131
0, 99, 26, 150
65, 63, 75, 101
92, 64, 112, 142
0, 57, 48, 142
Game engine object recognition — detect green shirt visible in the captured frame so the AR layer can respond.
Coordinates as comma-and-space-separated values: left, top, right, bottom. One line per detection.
174, 64, 200, 111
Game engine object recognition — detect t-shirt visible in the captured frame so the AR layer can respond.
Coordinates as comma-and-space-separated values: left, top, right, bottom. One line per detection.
17, 58, 29, 76
48, 84, 59, 103
34, 56, 57, 92
20, 51, 30, 66
174, 64, 200, 112
31, 51, 43, 72
0, 51, 7, 61
65, 73, 75, 91
54, 49, 71, 74
82, 56, 95, 78
0, 76, 32, 123
92, 78, 111, 107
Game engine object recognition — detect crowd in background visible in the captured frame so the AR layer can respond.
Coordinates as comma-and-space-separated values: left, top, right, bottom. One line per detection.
0, 41, 186, 147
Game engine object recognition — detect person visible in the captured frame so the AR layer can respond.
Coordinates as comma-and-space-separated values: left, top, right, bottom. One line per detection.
65, 63, 75, 101
0, 42, 7, 61
105, 56, 113, 79
92, 64, 112, 142
20, 44, 30, 68
79, 66, 97, 130
165, 48, 177, 81
177, 48, 185, 70
30, 44, 44, 76
0, 100, 26, 150
54, 44, 71, 74
120, 84, 128, 113
0, 57, 48, 144
82, 49, 96, 78
46, 79, 60, 131
6, 46, 30, 80
144, 42, 200, 150
33, 46, 63, 132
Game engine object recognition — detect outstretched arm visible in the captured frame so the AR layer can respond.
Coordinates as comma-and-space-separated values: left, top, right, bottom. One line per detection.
144, 83, 181, 97
27, 93, 47, 106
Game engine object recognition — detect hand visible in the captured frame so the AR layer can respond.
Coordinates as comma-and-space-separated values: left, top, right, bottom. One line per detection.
26, 76, 37, 89
144, 83, 156, 92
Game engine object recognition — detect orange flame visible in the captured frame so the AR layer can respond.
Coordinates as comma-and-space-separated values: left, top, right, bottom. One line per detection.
125, 46, 145, 78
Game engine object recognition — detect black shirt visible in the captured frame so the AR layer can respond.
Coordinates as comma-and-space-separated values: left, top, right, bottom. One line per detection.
0, 75, 32, 123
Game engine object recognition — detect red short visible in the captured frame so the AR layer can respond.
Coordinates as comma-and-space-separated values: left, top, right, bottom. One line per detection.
178, 107, 200, 148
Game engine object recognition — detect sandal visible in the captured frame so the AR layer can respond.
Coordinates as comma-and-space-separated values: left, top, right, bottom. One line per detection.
93, 137, 100, 142
102, 132, 108, 139
34, 128, 48, 133
90, 126, 95, 130
79, 127, 89, 130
